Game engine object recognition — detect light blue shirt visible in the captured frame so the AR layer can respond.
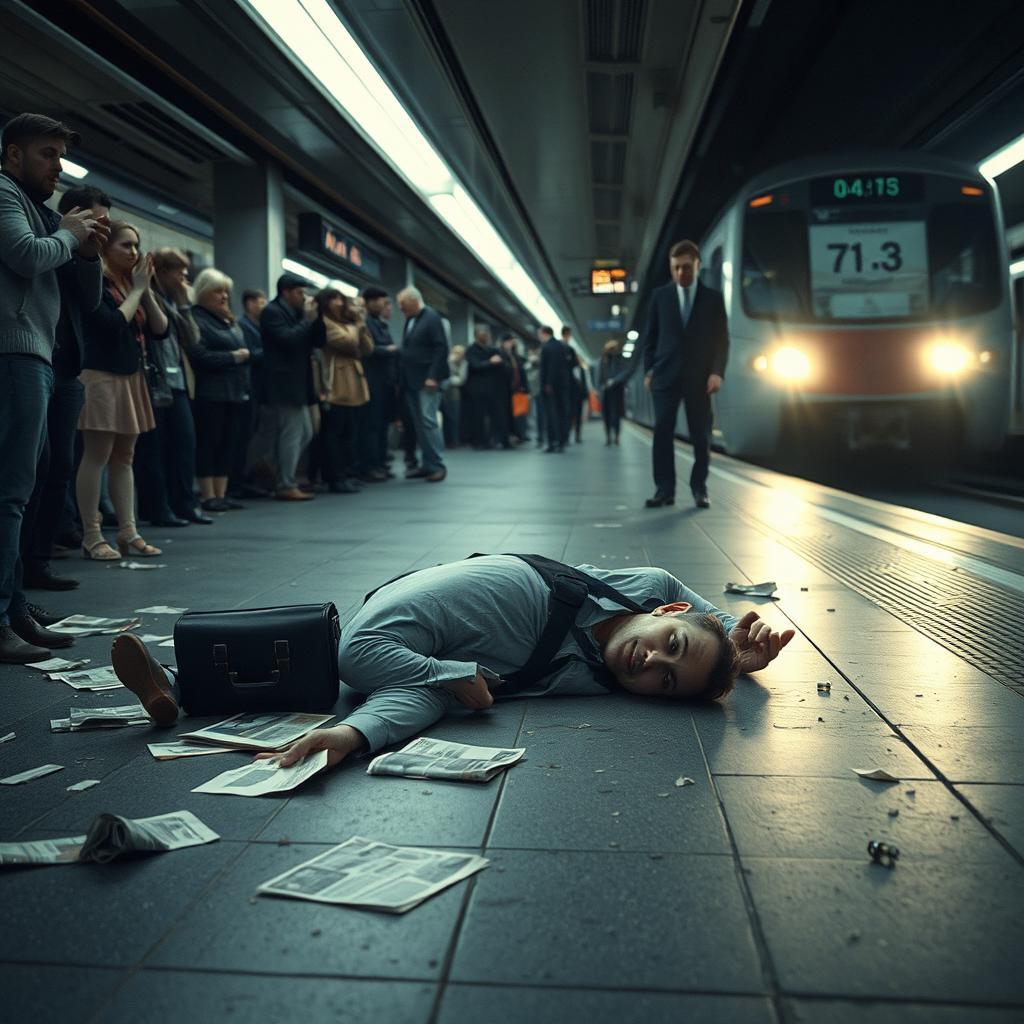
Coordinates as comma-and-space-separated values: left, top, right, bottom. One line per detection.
676, 282, 695, 327
338, 555, 737, 751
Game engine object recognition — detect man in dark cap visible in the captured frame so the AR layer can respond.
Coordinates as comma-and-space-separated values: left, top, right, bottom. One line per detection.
260, 272, 326, 501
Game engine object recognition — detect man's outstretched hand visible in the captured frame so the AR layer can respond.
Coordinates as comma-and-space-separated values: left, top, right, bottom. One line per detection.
254, 724, 366, 769
729, 610, 795, 674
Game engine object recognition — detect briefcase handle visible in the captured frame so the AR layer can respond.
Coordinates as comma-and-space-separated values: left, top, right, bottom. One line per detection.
213, 640, 290, 690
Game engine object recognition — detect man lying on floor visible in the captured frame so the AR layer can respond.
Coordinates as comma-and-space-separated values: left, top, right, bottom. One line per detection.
112, 553, 794, 772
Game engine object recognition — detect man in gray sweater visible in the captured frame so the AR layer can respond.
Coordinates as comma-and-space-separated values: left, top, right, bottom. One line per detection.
0, 113, 106, 663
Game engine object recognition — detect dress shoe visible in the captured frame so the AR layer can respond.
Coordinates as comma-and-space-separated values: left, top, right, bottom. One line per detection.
406, 466, 428, 479
10, 610, 74, 649
185, 509, 214, 525
150, 514, 190, 528
425, 468, 447, 483
693, 490, 711, 509
275, 487, 314, 501
222, 498, 246, 510
111, 634, 179, 727
358, 470, 388, 483
23, 563, 80, 591
238, 482, 272, 499
0, 625, 50, 663
329, 480, 360, 494
26, 602, 62, 626
644, 494, 675, 508
201, 497, 231, 512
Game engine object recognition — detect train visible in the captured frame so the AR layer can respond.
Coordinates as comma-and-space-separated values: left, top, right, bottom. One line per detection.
628, 153, 1016, 458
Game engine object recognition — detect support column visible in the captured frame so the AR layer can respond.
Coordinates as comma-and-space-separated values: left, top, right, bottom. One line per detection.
212, 161, 285, 296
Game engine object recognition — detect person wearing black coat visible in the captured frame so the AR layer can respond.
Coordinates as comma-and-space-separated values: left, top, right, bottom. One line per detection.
641, 240, 729, 509
597, 339, 628, 445
260, 273, 326, 500
465, 325, 508, 448
538, 326, 570, 452
396, 287, 448, 481
189, 268, 251, 512
359, 286, 399, 481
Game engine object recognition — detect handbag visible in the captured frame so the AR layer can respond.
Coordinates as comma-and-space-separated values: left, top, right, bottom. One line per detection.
173, 603, 341, 716
144, 354, 174, 408
512, 392, 530, 418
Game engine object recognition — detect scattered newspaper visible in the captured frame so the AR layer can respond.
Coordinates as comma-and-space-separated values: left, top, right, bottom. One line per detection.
0, 810, 219, 867
148, 741, 236, 760
724, 581, 778, 598
49, 615, 141, 637
48, 666, 123, 691
1, 763, 64, 785
367, 737, 526, 783
137, 634, 173, 644
29, 656, 90, 673
157, 639, 176, 648
51, 705, 150, 732
0, 732, 14, 744
192, 749, 329, 796
179, 712, 334, 752
67, 779, 102, 792
118, 561, 166, 570
259, 835, 488, 913
134, 606, 187, 614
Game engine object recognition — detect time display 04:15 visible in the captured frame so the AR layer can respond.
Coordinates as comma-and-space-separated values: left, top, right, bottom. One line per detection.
832, 176, 900, 199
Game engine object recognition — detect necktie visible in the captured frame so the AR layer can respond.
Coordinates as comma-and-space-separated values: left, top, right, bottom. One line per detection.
681, 286, 692, 328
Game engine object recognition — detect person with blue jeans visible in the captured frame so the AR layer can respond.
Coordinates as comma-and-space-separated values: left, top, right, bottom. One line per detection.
0, 113, 105, 662
396, 287, 448, 483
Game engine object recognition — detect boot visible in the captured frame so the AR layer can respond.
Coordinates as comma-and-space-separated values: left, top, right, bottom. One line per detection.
0, 624, 51, 663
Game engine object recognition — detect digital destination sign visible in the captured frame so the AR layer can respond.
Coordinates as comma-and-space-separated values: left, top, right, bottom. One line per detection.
810, 174, 923, 205
591, 267, 629, 294
298, 213, 381, 279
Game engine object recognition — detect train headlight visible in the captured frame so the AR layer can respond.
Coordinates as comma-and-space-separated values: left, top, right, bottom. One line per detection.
924, 340, 972, 377
770, 346, 812, 382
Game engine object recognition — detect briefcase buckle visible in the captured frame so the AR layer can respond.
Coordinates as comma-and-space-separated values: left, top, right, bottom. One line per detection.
212, 642, 238, 684
271, 639, 290, 683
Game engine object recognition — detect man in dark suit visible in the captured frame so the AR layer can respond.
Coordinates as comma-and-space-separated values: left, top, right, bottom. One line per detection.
641, 239, 728, 509
538, 324, 570, 452
360, 286, 399, 482
397, 286, 448, 482
260, 272, 325, 501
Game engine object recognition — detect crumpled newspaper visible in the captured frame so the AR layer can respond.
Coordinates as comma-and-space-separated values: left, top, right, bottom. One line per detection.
724, 581, 778, 598
118, 561, 167, 571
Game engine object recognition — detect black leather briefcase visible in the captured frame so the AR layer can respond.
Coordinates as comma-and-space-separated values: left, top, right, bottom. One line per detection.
173, 603, 341, 716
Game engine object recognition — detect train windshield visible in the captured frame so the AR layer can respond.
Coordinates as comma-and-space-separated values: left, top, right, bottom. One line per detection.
741, 172, 1002, 324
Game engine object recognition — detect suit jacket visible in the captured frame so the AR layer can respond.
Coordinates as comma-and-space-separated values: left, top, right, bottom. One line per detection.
364, 313, 398, 387
260, 296, 325, 406
539, 337, 571, 394
400, 305, 449, 391
465, 342, 504, 393
641, 281, 729, 392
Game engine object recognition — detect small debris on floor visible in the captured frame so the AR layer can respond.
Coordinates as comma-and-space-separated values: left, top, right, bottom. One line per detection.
66, 779, 101, 792
311, 929, 322, 938
816, 681, 831, 693
950, 815, 960, 821
0, 732, 15, 744
277, 837, 291, 846
674, 776, 694, 787
887, 808, 900, 817
608, 841, 619, 848
117, 561, 167, 570
843, 695, 850, 701
611, 811, 620, 817
724, 581, 777, 598
649, 853, 664, 860
847, 931, 861, 944
421, 790, 432, 796
852, 767, 900, 783
594, 768, 605, 773
656, 792, 670, 798
800, 587, 809, 591
905, 789, 916, 798
827, 608, 835, 613
867, 839, 899, 867
817, 717, 824, 722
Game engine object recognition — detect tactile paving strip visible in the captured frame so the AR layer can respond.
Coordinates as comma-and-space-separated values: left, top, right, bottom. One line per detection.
735, 511, 1024, 697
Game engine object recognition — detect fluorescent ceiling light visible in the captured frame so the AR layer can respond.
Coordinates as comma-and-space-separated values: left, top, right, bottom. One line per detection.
282, 258, 359, 297
979, 131, 1024, 179
243, 0, 569, 331
626, 330, 639, 341
60, 159, 88, 179
1010, 258, 1024, 278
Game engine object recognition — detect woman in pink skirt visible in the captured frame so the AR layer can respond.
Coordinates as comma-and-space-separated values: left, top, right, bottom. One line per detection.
76, 221, 167, 559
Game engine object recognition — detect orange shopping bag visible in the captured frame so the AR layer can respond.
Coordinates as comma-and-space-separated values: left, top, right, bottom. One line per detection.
512, 392, 530, 418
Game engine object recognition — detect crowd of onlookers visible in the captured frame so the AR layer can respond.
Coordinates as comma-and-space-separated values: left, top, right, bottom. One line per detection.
0, 112, 630, 664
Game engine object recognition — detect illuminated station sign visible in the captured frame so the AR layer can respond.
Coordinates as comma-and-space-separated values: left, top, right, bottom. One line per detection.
590, 267, 629, 294
298, 213, 381, 279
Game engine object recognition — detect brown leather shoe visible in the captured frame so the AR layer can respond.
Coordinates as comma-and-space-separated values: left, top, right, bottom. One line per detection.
111, 634, 179, 727
425, 468, 447, 482
405, 466, 428, 479
275, 488, 314, 501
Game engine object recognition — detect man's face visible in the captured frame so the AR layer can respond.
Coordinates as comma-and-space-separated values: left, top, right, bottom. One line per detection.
599, 604, 719, 699
670, 255, 700, 288
5, 135, 67, 197
282, 286, 306, 311
398, 295, 421, 317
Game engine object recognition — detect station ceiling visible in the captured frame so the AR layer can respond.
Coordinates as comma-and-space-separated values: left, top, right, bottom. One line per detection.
3, 0, 1024, 353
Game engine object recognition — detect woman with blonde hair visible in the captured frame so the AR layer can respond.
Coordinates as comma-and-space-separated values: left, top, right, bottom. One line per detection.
77, 220, 167, 559
314, 288, 373, 493
189, 268, 251, 512
597, 338, 628, 445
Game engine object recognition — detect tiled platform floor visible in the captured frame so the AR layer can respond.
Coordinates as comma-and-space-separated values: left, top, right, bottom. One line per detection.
2, 426, 1023, 1024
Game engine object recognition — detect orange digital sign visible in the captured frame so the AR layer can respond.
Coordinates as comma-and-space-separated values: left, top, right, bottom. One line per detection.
591, 267, 629, 294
